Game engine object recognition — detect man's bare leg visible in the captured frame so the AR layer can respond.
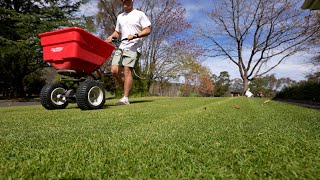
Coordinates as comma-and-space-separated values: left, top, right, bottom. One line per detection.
111, 65, 124, 83
123, 66, 133, 97
111, 65, 132, 105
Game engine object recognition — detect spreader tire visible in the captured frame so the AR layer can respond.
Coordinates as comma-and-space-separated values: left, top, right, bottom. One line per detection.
40, 83, 69, 110
76, 80, 105, 110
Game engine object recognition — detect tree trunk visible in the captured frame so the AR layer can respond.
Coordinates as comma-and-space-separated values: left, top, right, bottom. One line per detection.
242, 78, 249, 96
13, 77, 26, 98
146, 77, 153, 95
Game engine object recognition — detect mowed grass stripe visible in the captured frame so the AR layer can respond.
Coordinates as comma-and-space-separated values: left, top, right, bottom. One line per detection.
0, 97, 319, 179
0, 97, 232, 178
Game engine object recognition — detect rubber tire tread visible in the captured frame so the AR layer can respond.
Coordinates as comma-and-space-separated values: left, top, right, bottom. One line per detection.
40, 83, 69, 110
76, 80, 105, 110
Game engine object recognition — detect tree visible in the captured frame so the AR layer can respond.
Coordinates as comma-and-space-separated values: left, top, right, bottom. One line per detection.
306, 12, 320, 79
0, 0, 88, 98
195, 67, 215, 97
249, 74, 297, 97
249, 75, 277, 97
152, 38, 204, 96
138, 0, 193, 91
179, 54, 214, 97
213, 71, 231, 97
179, 54, 203, 97
230, 78, 243, 93
306, 72, 320, 81
96, 0, 122, 38
201, 0, 320, 94
24, 70, 46, 97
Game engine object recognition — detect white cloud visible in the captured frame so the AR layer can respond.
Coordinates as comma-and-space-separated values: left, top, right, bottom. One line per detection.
205, 52, 316, 81
272, 57, 315, 80
178, 0, 209, 22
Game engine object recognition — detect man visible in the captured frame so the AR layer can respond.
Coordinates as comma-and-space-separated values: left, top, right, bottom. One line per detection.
106, 0, 151, 105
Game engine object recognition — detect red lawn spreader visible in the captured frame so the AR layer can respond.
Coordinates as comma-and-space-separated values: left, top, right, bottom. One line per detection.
38, 27, 115, 110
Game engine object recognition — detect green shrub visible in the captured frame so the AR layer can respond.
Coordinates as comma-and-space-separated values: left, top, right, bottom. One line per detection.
189, 93, 201, 97
24, 71, 46, 97
275, 80, 320, 102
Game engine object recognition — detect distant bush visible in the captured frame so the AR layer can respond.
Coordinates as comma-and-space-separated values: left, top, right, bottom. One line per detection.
275, 80, 320, 102
24, 71, 46, 97
189, 93, 201, 97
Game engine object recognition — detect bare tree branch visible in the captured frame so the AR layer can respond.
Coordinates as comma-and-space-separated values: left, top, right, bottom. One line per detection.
201, 0, 320, 93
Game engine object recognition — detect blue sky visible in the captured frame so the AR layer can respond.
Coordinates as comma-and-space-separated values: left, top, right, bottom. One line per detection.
80, 0, 317, 81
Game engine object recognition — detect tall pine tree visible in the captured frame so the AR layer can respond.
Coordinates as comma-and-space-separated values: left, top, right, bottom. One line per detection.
0, 0, 88, 97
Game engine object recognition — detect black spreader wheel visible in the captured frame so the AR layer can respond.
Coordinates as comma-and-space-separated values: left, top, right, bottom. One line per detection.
40, 83, 69, 110
76, 80, 105, 110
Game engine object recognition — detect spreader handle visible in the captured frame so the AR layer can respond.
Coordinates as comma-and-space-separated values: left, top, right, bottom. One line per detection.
111, 37, 129, 43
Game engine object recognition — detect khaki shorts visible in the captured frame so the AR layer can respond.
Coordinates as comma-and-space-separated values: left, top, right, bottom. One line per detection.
112, 49, 140, 68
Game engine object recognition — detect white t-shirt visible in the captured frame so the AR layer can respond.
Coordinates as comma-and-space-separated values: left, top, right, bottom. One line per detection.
115, 9, 151, 53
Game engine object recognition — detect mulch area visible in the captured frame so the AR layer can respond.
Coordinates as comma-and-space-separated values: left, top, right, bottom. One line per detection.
275, 99, 320, 110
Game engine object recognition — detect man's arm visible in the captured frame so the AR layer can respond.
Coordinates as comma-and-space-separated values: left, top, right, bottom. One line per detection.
137, 26, 151, 38
128, 26, 151, 41
105, 31, 121, 43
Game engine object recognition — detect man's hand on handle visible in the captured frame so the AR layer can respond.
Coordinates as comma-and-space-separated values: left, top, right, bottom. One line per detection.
127, 33, 139, 41
106, 26, 150, 43
105, 36, 113, 43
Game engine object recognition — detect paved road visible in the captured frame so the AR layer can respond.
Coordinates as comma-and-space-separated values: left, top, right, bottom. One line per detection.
0, 100, 40, 107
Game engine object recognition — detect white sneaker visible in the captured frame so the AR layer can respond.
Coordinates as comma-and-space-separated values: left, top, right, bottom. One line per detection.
115, 97, 130, 105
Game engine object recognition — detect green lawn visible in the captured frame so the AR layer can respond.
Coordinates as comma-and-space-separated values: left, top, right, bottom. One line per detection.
0, 97, 319, 179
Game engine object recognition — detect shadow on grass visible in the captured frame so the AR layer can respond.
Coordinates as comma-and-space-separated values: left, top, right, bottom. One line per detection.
130, 100, 154, 104
41, 98, 154, 110
104, 99, 154, 107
